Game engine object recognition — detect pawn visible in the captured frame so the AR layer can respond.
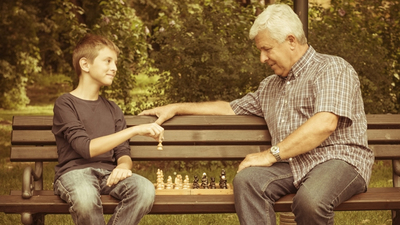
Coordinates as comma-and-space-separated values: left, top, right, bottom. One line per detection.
166, 175, 173, 189
209, 177, 216, 189
192, 175, 200, 189
183, 175, 190, 189
157, 142, 163, 150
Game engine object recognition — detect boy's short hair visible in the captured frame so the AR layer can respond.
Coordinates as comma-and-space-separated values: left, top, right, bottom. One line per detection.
72, 34, 120, 76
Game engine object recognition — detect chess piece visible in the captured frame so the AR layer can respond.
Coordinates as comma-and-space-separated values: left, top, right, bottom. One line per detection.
220, 169, 226, 178
183, 175, 190, 189
166, 175, 173, 189
156, 169, 165, 190
209, 177, 216, 189
201, 172, 208, 189
219, 169, 228, 189
192, 175, 199, 189
174, 174, 183, 189
157, 131, 164, 150
219, 175, 227, 189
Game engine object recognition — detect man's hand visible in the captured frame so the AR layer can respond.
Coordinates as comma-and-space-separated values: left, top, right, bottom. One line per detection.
139, 105, 177, 125
107, 167, 132, 187
237, 150, 276, 173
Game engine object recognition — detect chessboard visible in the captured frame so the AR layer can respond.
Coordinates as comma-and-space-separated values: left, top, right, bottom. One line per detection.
154, 169, 233, 195
154, 183, 233, 195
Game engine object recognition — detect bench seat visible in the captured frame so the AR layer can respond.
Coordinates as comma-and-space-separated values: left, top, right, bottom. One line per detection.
1, 114, 400, 225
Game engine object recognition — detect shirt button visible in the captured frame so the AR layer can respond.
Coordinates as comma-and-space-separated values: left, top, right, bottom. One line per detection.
281, 120, 285, 122
287, 81, 290, 84
289, 158, 292, 161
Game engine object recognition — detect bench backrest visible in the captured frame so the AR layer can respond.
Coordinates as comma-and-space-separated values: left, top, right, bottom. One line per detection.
10, 114, 400, 163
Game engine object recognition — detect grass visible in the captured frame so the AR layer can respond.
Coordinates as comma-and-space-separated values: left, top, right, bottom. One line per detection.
0, 77, 394, 224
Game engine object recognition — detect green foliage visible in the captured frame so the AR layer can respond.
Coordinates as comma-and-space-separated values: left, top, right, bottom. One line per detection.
0, 0, 40, 109
308, 0, 399, 113
91, 0, 152, 113
148, 0, 269, 105
0, 0, 399, 114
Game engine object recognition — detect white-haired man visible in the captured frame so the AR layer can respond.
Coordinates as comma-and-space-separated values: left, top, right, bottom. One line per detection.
140, 4, 374, 224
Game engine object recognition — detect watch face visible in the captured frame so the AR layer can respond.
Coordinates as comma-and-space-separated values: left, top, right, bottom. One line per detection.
271, 146, 279, 153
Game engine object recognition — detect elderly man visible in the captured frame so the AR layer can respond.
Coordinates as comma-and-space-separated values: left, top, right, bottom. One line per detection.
140, 4, 374, 225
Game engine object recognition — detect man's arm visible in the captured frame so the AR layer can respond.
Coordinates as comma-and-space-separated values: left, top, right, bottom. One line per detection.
238, 112, 339, 172
139, 101, 236, 125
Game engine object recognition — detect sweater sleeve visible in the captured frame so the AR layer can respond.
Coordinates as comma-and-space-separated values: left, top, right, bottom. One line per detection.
109, 101, 131, 161
52, 94, 92, 159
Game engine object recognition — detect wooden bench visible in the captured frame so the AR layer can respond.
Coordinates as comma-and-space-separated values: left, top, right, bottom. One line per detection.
0, 114, 400, 225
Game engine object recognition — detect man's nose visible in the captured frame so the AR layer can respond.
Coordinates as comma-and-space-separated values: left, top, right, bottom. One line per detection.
260, 53, 269, 63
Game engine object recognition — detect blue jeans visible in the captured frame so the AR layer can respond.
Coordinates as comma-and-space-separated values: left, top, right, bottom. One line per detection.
54, 167, 155, 225
233, 159, 367, 225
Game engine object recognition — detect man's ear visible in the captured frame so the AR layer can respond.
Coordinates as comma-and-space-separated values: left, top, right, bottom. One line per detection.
79, 57, 90, 73
287, 35, 296, 50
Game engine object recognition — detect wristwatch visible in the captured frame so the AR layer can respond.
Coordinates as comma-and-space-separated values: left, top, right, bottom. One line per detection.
270, 145, 282, 162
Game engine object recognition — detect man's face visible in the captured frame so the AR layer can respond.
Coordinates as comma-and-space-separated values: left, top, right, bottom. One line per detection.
255, 29, 293, 78
88, 47, 118, 86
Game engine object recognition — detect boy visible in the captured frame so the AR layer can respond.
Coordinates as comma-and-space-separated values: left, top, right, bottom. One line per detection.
52, 34, 163, 225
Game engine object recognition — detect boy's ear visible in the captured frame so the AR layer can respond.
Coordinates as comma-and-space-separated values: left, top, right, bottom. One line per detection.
79, 57, 90, 73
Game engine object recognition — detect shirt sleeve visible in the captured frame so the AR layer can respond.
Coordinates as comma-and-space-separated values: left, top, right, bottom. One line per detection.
52, 95, 92, 159
109, 101, 131, 161
313, 57, 358, 124
230, 77, 270, 117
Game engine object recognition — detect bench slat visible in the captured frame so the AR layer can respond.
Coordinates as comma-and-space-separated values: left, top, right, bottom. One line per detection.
366, 114, 400, 129
10, 145, 400, 162
11, 130, 272, 145
11, 129, 400, 145
12, 114, 400, 130
2, 188, 400, 214
12, 115, 268, 130
10, 145, 267, 161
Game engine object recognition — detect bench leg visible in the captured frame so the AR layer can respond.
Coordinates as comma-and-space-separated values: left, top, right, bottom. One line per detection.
21, 213, 45, 225
393, 210, 400, 225
393, 160, 400, 225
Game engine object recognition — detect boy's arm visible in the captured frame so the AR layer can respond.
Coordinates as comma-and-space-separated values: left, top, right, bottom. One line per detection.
89, 123, 163, 157
106, 155, 133, 187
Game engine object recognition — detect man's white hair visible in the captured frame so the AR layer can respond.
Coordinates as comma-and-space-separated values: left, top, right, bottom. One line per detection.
249, 4, 307, 44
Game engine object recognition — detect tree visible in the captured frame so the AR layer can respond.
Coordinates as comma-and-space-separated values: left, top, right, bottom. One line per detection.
308, 0, 399, 113
147, 0, 269, 106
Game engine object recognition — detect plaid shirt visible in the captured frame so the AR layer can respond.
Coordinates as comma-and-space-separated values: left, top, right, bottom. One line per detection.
230, 46, 374, 188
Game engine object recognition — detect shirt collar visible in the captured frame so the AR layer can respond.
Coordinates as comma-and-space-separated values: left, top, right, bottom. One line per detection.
285, 45, 316, 81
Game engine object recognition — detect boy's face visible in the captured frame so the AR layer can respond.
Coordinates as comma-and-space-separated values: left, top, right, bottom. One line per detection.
87, 47, 118, 86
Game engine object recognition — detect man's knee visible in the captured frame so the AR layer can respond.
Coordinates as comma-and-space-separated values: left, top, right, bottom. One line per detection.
292, 187, 332, 221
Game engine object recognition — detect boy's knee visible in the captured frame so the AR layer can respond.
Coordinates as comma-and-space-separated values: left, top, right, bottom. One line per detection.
124, 176, 155, 203
72, 192, 102, 214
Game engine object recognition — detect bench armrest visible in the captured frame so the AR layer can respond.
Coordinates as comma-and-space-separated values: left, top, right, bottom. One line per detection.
22, 163, 43, 199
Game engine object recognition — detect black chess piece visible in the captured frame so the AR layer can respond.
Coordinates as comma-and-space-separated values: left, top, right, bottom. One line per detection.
219, 175, 227, 189
221, 169, 226, 178
201, 173, 208, 189
193, 175, 199, 189
209, 177, 216, 189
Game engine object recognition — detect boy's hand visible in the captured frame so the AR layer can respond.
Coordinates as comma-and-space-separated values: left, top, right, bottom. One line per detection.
132, 122, 164, 141
107, 167, 132, 187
